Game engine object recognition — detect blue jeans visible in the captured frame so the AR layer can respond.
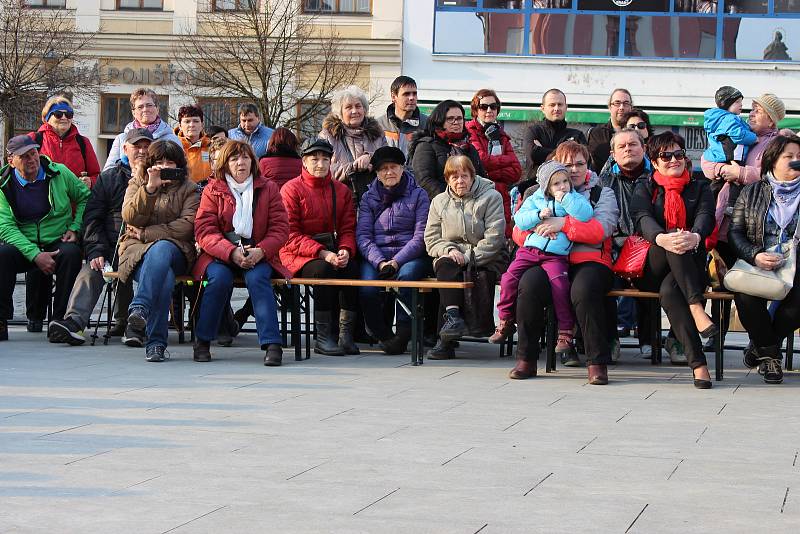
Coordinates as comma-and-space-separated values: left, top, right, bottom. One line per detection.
130, 240, 186, 349
196, 261, 281, 347
359, 257, 430, 339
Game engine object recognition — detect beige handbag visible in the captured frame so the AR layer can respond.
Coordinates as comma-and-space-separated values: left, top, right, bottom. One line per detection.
724, 240, 796, 300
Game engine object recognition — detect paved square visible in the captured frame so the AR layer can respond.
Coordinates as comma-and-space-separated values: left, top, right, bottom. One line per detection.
1, 325, 800, 533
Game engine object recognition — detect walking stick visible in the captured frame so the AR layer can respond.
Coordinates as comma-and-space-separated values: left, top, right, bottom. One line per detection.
90, 222, 125, 346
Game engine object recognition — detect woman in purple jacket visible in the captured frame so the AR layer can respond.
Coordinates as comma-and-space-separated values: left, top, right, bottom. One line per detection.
357, 146, 431, 354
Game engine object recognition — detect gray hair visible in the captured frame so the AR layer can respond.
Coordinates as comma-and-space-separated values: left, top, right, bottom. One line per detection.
609, 128, 644, 151
330, 85, 369, 118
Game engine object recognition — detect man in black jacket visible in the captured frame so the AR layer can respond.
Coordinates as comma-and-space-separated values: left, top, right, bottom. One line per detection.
523, 88, 587, 180
47, 129, 153, 345
588, 88, 633, 172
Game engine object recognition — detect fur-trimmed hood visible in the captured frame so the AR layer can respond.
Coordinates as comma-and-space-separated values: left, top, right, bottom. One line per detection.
322, 114, 384, 141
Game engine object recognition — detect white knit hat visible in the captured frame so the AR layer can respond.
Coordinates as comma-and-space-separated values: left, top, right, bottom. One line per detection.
753, 93, 786, 126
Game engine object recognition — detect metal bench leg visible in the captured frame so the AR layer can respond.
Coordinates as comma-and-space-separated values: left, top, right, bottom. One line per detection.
280, 287, 288, 347
410, 289, 420, 366
786, 334, 794, 371
651, 299, 661, 365
304, 286, 311, 360
545, 306, 556, 373
715, 299, 724, 381
291, 285, 301, 362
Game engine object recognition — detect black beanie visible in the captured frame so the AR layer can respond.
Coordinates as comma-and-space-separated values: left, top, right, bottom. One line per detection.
715, 86, 743, 110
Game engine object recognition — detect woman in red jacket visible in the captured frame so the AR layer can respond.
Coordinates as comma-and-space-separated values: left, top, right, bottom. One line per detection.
29, 96, 101, 188
280, 138, 359, 356
192, 140, 290, 366
259, 127, 302, 190
465, 89, 522, 237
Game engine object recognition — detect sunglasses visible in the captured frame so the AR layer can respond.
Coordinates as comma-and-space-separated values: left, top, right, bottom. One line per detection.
658, 149, 686, 162
478, 103, 500, 111
626, 122, 647, 130
51, 111, 74, 120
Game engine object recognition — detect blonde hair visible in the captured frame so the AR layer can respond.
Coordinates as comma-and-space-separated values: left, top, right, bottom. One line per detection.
443, 155, 476, 182
41, 95, 72, 123
129, 87, 159, 110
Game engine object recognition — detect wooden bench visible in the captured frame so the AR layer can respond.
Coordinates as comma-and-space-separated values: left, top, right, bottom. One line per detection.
95, 272, 471, 366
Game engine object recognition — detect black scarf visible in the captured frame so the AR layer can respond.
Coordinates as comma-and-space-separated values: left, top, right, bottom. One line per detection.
376, 173, 408, 209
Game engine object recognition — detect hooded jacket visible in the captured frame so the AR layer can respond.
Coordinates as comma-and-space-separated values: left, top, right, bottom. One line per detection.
29, 123, 101, 186
356, 172, 430, 269
377, 104, 428, 156
464, 119, 522, 237
424, 175, 507, 275
175, 128, 212, 183
117, 172, 199, 282
514, 170, 593, 256
600, 157, 652, 253
407, 132, 486, 202
82, 161, 132, 264
227, 123, 274, 159
192, 175, 290, 280
105, 120, 182, 171
259, 152, 302, 190
0, 156, 90, 261
523, 119, 587, 179
319, 114, 387, 183
279, 171, 357, 276
702, 108, 757, 164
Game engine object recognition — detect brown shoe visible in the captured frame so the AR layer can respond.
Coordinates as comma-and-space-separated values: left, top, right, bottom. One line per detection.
488, 319, 515, 344
193, 340, 212, 362
588, 364, 608, 385
508, 359, 537, 379
264, 343, 283, 367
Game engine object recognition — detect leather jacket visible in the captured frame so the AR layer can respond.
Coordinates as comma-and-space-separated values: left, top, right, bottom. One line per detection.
728, 179, 772, 265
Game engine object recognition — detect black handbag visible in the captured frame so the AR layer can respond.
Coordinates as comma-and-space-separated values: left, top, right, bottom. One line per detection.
462, 249, 497, 337
311, 181, 338, 252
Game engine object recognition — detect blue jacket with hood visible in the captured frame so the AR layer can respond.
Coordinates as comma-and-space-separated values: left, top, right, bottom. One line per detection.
702, 107, 757, 163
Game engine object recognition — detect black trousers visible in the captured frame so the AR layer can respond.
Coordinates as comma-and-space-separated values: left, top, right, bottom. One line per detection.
634, 245, 708, 369
734, 259, 800, 349
0, 242, 82, 322
299, 258, 358, 312
515, 261, 613, 365
433, 257, 465, 308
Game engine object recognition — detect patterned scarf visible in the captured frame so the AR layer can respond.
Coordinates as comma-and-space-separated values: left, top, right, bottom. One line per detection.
133, 116, 162, 135
767, 171, 800, 232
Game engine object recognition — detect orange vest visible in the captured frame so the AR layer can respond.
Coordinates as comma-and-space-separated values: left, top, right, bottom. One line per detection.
176, 129, 212, 183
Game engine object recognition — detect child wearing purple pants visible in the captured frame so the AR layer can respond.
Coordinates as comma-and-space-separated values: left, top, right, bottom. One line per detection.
490, 161, 593, 356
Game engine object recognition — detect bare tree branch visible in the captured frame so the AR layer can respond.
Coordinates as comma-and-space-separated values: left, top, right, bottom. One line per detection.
172, 0, 362, 133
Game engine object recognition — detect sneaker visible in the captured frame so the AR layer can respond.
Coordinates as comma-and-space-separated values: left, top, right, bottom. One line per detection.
639, 344, 652, 359
145, 345, 168, 362
742, 342, 759, 369
557, 333, 581, 367
47, 318, 86, 346
439, 309, 468, 342
122, 324, 144, 348
763, 358, 784, 384
610, 339, 621, 363
665, 337, 687, 365
0, 320, 7, 341
26, 320, 43, 333
488, 319, 515, 344
127, 307, 147, 333
427, 339, 455, 360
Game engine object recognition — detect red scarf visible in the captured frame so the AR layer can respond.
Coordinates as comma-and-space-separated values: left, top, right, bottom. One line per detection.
300, 167, 332, 188
435, 129, 469, 145
652, 169, 690, 230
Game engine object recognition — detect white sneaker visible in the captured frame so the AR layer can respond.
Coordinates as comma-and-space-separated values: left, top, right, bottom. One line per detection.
639, 344, 652, 359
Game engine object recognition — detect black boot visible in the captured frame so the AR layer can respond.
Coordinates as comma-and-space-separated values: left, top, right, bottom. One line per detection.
338, 310, 360, 355
380, 323, 412, 355
314, 310, 344, 356
263, 343, 283, 366
427, 339, 455, 360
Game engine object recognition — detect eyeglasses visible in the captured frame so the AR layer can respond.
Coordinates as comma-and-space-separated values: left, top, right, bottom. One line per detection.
658, 149, 686, 162
610, 100, 632, 108
134, 103, 157, 111
478, 103, 500, 111
626, 122, 647, 130
51, 111, 73, 120
445, 116, 464, 124
564, 161, 587, 169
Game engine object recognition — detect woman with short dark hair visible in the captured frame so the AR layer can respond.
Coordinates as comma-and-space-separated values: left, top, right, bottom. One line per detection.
119, 140, 199, 362
728, 134, 800, 385
193, 140, 290, 365
622, 108, 654, 142
630, 131, 716, 388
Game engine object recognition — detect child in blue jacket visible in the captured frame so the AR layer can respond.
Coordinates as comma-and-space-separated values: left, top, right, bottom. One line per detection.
703, 86, 757, 213
492, 160, 593, 353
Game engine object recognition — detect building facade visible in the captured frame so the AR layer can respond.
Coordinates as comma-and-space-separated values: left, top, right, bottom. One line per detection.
406, 0, 800, 162
15, 0, 402, 167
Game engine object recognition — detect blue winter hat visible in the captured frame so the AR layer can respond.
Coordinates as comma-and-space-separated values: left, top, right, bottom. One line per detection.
45, 101, 74, 122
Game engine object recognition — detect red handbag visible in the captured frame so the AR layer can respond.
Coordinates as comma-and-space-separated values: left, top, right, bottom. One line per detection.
612, 236, 651, 280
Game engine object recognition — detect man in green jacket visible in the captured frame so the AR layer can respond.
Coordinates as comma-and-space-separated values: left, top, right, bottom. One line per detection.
0, 135, 90, 341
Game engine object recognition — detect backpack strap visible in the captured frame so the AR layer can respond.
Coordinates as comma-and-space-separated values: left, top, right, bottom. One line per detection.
35, 131, 89, 171
589, 184, 602, 208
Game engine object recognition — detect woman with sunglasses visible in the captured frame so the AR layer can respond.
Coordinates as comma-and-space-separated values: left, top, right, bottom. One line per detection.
630, 132, 716, 389
407, 100, 485, 203
465, 89, 522, 237
622, 109, 654, 143
30, 96, 101, 189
